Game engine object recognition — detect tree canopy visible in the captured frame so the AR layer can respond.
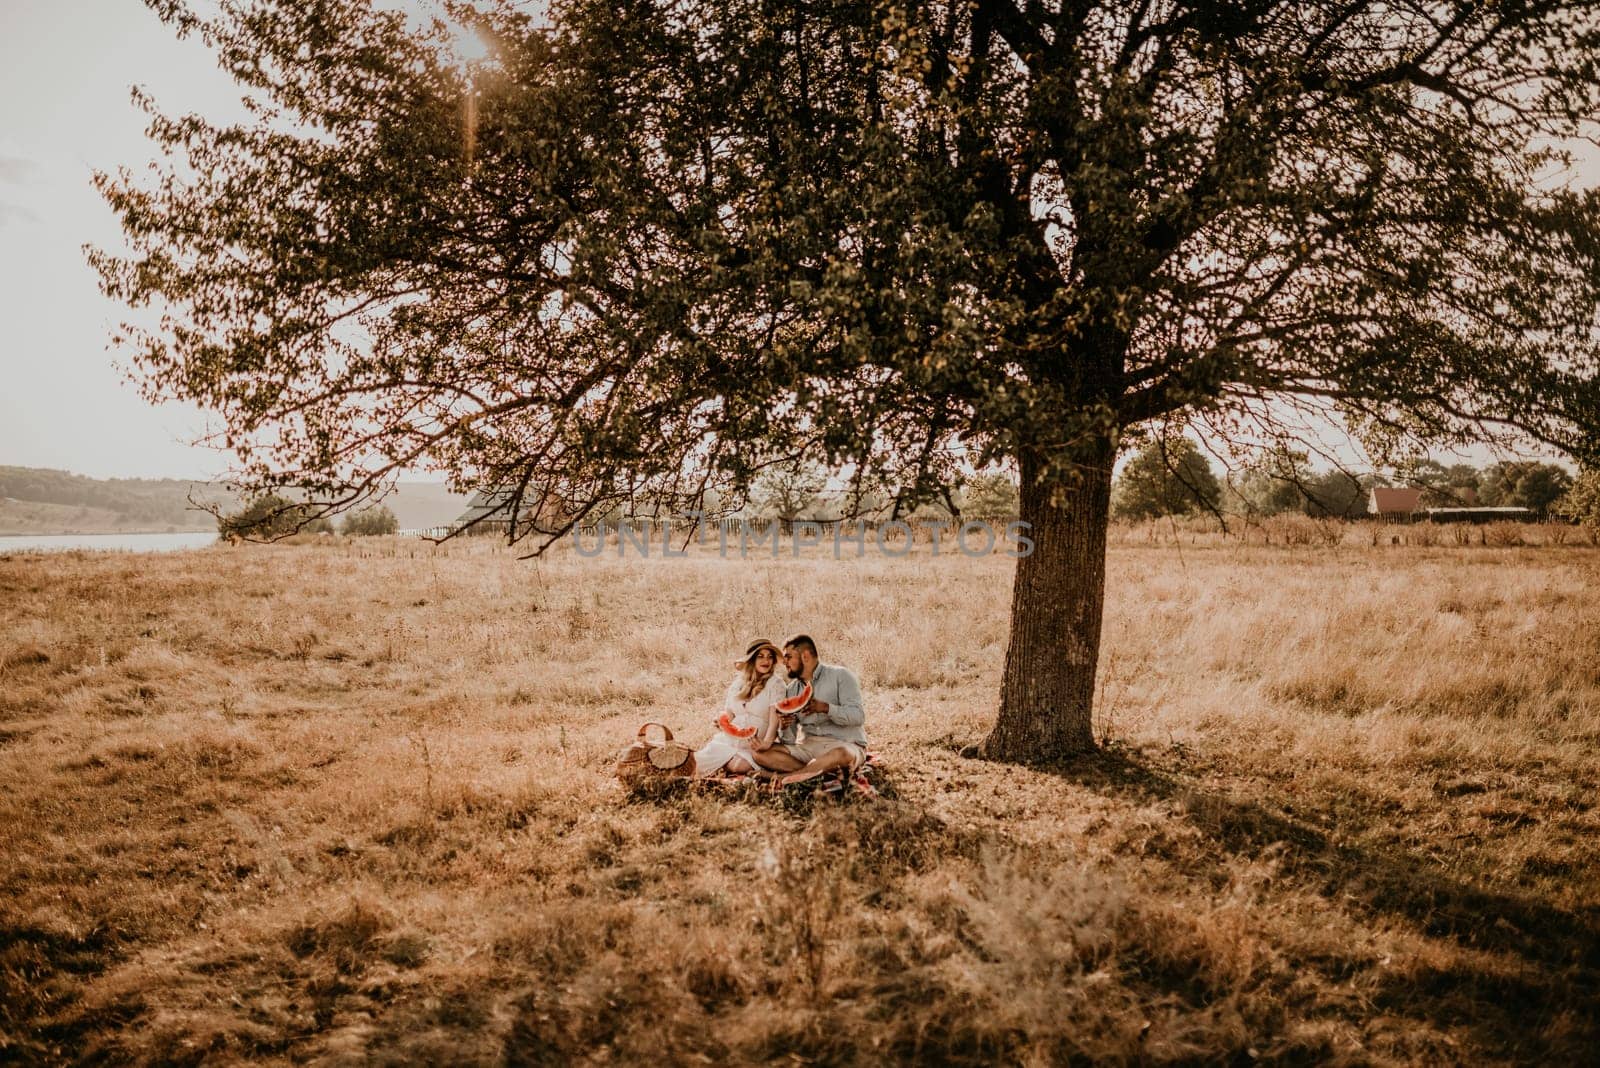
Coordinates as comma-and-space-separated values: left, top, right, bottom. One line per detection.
97, 0, 1600, 531
98, 0, 1600, 760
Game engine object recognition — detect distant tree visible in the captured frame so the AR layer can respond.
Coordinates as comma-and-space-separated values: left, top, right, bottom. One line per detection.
831, 474, 894, 522
1441, 464, 1484, 506
962, 472, 1020, 521
220, 494, 332, 540
1478, 462, 1574, 514
1557, 467, 1600, 525
1303, 469, 1372, 518
752, 460, 828, 528
1226, 447, 1314, 517
1113, 438, 1221, 521
341, 505, 399, 536
220, 494, 295, 540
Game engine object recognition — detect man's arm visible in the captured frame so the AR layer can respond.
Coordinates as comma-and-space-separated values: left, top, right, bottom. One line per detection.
814, 668, 864, 727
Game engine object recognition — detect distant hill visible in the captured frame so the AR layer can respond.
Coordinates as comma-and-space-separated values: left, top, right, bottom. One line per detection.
0, 498, 197, 535
372, 482, 474, 532
0, 467, 239, 534
0, 466, 471, 535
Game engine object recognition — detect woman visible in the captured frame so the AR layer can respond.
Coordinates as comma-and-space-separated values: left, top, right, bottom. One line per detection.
694, 638, 787, 777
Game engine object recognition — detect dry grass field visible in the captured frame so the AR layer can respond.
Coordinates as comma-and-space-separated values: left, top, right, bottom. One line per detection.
2, 531, 1598, 1064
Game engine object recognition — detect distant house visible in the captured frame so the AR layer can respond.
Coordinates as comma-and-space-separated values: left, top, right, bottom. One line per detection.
450, 488, 520, 536
1369, 486, 1422, 522
449, 487, 591, 538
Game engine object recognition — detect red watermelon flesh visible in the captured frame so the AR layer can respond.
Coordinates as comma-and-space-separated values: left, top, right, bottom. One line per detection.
775, 682, 813, 714
718, 712, 756, 738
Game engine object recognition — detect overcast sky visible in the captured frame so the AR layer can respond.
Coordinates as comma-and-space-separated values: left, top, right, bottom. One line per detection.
0, 0, 251, 479
0, 2, 1584, 481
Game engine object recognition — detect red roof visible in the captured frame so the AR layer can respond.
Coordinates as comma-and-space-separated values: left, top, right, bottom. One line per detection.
1370, 487, 1422, 514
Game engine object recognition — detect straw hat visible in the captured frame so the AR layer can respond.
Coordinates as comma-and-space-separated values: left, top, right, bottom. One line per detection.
734, 638, 781, 667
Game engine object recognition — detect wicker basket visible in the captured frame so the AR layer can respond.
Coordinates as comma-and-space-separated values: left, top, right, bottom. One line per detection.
615, 722, 696, 785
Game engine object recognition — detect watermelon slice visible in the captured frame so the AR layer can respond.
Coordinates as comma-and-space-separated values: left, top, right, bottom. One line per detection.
775, 682, 813, 714
717, 712, 756, 738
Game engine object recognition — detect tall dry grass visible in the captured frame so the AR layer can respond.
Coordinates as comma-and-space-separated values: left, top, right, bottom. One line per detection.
1, 536, 1598, 1064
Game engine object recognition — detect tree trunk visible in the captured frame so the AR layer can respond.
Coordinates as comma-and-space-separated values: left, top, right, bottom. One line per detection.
982, 439, 1115, 762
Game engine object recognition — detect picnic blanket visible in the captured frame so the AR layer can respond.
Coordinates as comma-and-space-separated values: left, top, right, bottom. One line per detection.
696, 752, 894, 803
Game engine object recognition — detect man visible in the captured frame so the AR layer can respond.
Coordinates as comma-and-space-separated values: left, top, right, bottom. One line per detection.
753, 634, 867, 786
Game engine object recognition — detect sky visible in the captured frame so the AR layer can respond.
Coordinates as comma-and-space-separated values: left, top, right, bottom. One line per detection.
0, 0, 250, 479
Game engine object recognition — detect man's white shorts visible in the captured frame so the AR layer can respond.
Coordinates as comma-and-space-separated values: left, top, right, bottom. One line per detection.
782, 736, 865, 771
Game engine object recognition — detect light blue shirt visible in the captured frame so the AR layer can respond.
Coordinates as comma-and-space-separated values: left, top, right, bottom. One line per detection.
784, 663, 867, 747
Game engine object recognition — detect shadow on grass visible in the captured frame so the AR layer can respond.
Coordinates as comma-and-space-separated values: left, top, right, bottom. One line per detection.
1038, 748, 1600, 966
0, 921, 135, 1058
1017, 747, 1600, 1055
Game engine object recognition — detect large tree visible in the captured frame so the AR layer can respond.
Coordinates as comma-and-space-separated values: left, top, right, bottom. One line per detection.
97, 0, 1600, 761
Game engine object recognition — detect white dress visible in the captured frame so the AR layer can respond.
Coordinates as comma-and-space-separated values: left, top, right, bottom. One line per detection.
694, 673, 786, 776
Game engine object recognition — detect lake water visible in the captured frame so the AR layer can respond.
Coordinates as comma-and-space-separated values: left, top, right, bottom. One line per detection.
0, 532, 220, 554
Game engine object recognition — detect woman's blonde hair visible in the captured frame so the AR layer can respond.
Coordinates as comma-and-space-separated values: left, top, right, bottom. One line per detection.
735, 641, 780, 701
